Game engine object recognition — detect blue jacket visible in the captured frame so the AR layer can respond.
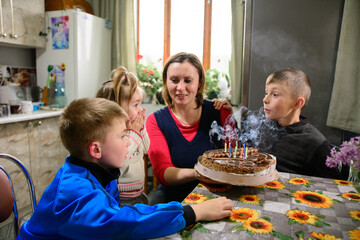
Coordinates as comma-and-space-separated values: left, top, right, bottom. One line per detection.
17, 157, 192, 240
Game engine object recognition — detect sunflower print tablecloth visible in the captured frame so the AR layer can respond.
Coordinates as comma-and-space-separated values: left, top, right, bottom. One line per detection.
155, 172, 360, 240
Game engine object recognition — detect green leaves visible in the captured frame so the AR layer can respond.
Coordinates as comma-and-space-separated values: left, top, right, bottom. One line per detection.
136, 62, 162, 96
204, 68, 229, 100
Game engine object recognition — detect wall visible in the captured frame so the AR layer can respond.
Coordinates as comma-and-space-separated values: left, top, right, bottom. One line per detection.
0, 46, 36, 67
244, 0, 345, 145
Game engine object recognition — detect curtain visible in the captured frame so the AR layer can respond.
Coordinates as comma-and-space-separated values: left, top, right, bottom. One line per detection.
229, 0, 245, 106
86, 0, 137, 73
326, 0, 360, 134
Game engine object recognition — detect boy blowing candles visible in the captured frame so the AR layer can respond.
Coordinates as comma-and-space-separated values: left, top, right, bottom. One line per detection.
222, 68, 343, 179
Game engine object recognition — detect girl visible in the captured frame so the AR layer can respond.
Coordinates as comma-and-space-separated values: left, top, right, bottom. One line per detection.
96, 66, 150, 206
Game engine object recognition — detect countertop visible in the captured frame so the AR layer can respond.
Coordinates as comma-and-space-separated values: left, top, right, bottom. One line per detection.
0, 103, 162, 125
0, 109, 63, 125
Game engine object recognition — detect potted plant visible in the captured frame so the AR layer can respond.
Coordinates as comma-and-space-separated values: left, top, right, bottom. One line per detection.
204, 68, 231, 100
136, 55, 162, 103
326, 136, 360, 192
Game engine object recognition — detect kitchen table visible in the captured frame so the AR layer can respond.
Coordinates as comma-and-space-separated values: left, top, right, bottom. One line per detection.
154, 172, 360, 240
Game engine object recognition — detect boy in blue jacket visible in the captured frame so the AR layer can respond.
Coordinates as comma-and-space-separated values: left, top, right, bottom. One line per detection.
17, 98, 232, 240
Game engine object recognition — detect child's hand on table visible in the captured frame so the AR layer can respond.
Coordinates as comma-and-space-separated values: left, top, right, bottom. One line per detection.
191, 196, 233, 222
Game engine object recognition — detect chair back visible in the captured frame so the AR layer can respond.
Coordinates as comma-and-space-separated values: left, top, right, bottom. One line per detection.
0, 153, 37, 236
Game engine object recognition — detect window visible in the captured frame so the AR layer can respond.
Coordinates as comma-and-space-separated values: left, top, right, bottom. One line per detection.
138, 0, 164, 70
210, 0, 231, 74
170, 0, 204, 60
137, 0, 231, 75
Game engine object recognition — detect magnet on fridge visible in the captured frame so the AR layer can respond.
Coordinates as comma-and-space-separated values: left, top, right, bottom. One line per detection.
105, 20, 112, 29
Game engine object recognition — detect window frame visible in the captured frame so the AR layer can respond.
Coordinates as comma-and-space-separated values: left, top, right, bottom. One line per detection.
137, 0, 213, 70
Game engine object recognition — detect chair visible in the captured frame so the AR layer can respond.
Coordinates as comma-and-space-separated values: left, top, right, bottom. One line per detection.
143, 154, 158, 194
0, 153, 37, 237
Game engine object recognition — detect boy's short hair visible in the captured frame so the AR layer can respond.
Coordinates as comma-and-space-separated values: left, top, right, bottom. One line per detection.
59, 98, 128, 158
266, 68, 311, 106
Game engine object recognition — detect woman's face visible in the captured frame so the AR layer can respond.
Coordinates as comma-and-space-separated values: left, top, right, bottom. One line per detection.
166, 62, 199, 107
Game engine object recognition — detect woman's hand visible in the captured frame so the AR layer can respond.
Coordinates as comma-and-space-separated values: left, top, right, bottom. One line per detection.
212, 98, 233, 114
164, 168, 200, 185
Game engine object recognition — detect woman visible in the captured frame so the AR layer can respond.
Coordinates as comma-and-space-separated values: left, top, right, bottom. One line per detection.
146, 52, 233, 204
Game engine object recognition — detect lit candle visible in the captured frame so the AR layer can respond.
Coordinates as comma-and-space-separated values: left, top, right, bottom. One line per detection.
224, 140, 227, 153
228, 143, 231, 157
233, 141, 238, 158
242, 142, 246, 158
245, 143, 248, 158
240, 147, 243, 158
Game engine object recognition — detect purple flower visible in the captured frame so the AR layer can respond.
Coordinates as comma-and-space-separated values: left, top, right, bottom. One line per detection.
325, 155, 339, 168
326, 136, 360, 172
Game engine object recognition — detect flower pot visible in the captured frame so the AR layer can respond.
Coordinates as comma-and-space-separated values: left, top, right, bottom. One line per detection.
156, 91, 165, 105
348, 166, 360, 193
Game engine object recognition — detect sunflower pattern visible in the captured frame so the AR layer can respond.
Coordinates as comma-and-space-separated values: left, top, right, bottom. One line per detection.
348, 229, 360, 240
290, 190, 335, 208
256, 180, 286, 190
183, 192, 208, 204
230, 208, 259, 222
286, 209, 330, 227
309, 231, 342, 240
238, 194, 262, 206
243, 218, 273, 235
334, 179, 354, 186
289, 177, 314, 188
349, 210, 360, 221
229, 209, 293, 238
175, 172, 360, 240
341, 192, 360, 201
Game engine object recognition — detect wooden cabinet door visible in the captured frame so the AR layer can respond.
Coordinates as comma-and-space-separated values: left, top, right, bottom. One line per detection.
30, 117, 68, 199
0, 0, 45, 47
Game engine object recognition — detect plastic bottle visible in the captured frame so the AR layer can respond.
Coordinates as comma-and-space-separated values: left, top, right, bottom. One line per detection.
54, 81, 66, 108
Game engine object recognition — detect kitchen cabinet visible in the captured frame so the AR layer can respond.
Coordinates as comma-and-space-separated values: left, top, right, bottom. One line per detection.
0, 0, 45, 48
0, 115, 68, 216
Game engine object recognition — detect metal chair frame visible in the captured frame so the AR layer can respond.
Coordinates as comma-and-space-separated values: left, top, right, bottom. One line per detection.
0, 153, 37, 236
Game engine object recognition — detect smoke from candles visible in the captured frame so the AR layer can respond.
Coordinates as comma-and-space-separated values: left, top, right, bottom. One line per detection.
209, 107, 283, 152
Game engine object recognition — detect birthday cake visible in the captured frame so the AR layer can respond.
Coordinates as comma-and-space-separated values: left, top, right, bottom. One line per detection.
195, 147, 278, 186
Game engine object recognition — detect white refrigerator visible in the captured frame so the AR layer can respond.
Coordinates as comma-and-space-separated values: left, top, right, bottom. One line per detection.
36, 9, 112, 105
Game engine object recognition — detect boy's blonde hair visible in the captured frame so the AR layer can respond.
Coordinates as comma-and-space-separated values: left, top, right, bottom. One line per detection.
59, 98, 128, 158
96, 66, 138, 109
266, 68, 311, 106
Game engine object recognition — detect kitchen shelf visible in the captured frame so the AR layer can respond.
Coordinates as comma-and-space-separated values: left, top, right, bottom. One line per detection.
0, 110, 63, 125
